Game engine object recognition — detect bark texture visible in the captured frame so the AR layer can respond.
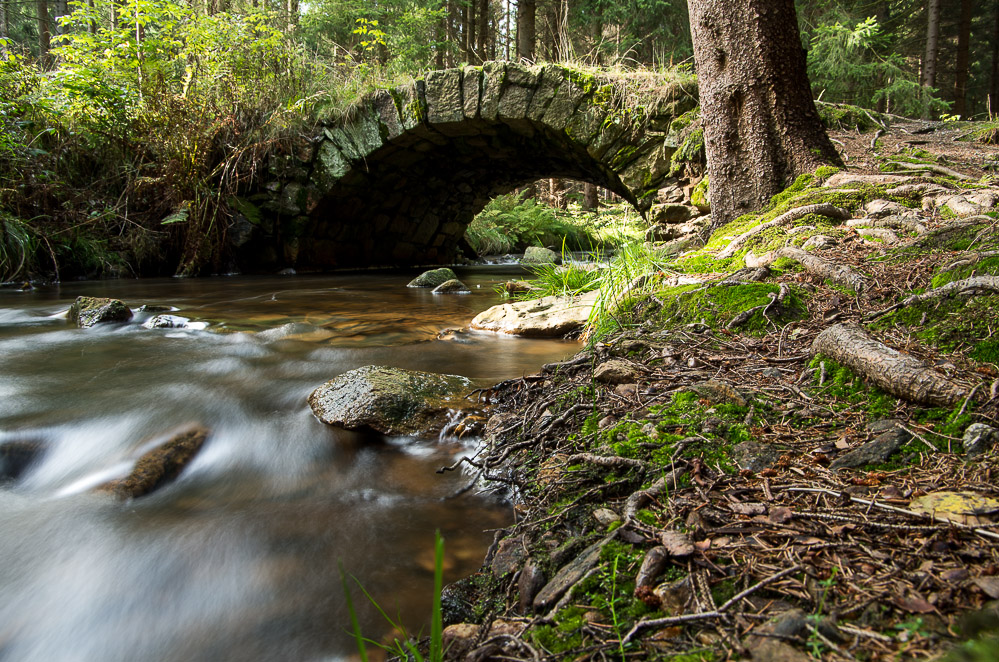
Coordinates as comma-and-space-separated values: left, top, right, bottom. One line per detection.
758, 246, 866, 293
516, 0, 535, 62
953, 0, 972, 118
686, 0, 842, 228
812, 323, 968, 407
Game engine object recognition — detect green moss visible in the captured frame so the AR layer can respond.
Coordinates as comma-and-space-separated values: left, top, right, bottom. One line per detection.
810, 356, 898, 420
815, 165, 841, 180
817, 102, 886, 132
932, 256, 999, 288
650, 282, 806, 334
664, 651, 717, 662
691, 176, 709, 209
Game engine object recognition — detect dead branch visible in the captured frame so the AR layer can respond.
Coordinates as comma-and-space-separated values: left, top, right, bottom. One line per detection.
811, 323, 969, 407
718, 204, 852, 259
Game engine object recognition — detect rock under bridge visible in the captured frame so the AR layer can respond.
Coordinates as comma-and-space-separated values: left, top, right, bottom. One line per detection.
239, 61, 698, 269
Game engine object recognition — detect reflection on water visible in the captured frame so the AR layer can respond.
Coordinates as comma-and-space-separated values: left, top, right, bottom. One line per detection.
0, 269, 575, 662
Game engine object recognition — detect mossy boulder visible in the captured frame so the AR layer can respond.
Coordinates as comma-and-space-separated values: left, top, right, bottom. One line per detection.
99, 426, 209, 499
432, 279, 470, 294
67, 296, 133, 328
408, 268, 458, 288
308, 365, 473, 437
521, 246, 560, 265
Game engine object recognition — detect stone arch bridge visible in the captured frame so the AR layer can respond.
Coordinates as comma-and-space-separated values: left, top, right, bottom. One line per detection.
240, 62, 697, 269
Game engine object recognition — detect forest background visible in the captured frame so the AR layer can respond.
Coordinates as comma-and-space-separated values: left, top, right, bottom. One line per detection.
1, 0, 997, 280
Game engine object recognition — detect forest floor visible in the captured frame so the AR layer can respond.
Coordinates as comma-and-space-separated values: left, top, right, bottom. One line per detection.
436, 121, 999, 661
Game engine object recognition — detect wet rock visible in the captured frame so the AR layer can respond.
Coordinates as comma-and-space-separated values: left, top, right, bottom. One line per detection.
470, 291, 598, 338
137, 305, 173, 313
831, 425, 911, 470
503, 280, 535, 294
408, 267, 458, 288
518, 560, 545, 614
441, 623, 482, 660
532, 538, 607, 612
483, 412, 519, 438
142, 314, 207, 330
594, 359, 641, 384
0, 440, 45, 481
491, 536, 526, 578
308, 365, 472, 437
67, 296, 132, 328
732, 440, 780, 472
520, 246, 560, 265
99, 426, 209, 499
442, 623, 481, 660
964, 423, 999, 457
432, 279, 470, 294
441, 576, 479, 625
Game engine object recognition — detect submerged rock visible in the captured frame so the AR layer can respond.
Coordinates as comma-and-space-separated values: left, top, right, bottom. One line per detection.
67, 296, 132, 328
0, 440, 46, 481
308, 365, 473, 437
520, 246, 560, 265
408, 267, 458, 288
470, 291, 598, 338
432, 279, 470, 294
100, 426, 209, 499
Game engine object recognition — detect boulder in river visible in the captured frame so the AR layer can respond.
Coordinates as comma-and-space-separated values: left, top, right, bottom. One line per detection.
432, 279, 470, 294
99, 426, 209, 499
68, 296, 133, 328
407, 268, 457, 288
470, 291, 598, 338
520, 246, 560, 265
308, 365, 472, 437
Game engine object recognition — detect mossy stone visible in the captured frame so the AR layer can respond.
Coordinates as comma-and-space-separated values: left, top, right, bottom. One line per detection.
407, 267, 458, 288
521, 246, 560, 265
67, 296, 133, 328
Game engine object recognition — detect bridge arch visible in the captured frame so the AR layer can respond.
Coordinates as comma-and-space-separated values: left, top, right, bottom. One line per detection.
244, 62, 697, 269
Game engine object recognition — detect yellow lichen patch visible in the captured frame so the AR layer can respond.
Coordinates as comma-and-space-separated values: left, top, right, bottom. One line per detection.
909, 491, 999, 526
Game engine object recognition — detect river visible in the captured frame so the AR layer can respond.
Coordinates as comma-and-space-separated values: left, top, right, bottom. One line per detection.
0, 269, 575, 662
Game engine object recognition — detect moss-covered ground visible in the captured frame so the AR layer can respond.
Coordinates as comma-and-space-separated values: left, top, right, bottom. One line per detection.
444, 126, 999, 661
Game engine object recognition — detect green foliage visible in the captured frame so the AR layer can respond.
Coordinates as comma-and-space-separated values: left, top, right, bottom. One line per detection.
524, 260, 603, 298
806, 15, 949, 118
465, 191, 597, 255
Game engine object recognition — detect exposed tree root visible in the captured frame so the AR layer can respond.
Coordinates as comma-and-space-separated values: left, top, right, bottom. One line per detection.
940, 250, 999, 273
811, 323, 970, 407
754, 246, 866, 293
846, 216, 927, 235
888, 160, 972, 180
866, 275, 999, 321
718, 203, 852, 259
856, 227, 900, 243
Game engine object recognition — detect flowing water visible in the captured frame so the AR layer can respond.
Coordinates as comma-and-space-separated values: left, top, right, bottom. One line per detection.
0, 269, 575, 662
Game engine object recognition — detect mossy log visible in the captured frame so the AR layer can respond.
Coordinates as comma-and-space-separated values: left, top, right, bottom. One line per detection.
811, 323, 969, 407
718, 203, 851, 259
758, 246, 866, 293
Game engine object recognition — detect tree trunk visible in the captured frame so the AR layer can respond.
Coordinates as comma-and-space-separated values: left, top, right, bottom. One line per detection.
37, 0, 50, 60
686, 0, 842, 229
446, 0, 458, 67
53, 0, 67, 34
476, 0, 488, 63
0, 0, 9, 51
991, 2, 999, 117
921, 0, 940, 118
465, 0, 476, 62
516, 0, 535, 63
583, 183, 599, 212
953, 0, 972, 118
435, 10, 445, 68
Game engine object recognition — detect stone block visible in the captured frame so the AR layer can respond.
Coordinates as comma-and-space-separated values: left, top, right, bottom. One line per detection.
370, 88, 404, 141
541, 77, 588, 132
462, 67, 483, 119
498, 83, 533, 122
479, 61, 507, 121
425, 69, 464, 125
393, 80, 427, 132
526, 67, 559, 122
563, 105, 604, 146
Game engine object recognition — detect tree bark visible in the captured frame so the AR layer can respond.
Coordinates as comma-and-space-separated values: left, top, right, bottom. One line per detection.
37, 0, 50, 60
465, 0, 476, 62
953, 0, 972, 119
991, 2, 999, 117
583, 183, 599, 211
476, 0, 488, 63
921, 0, 940, 118
812, 323, 969, 407
516, 0, 535, 63
0, 0, 9, 51
686, 0, 843, 229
